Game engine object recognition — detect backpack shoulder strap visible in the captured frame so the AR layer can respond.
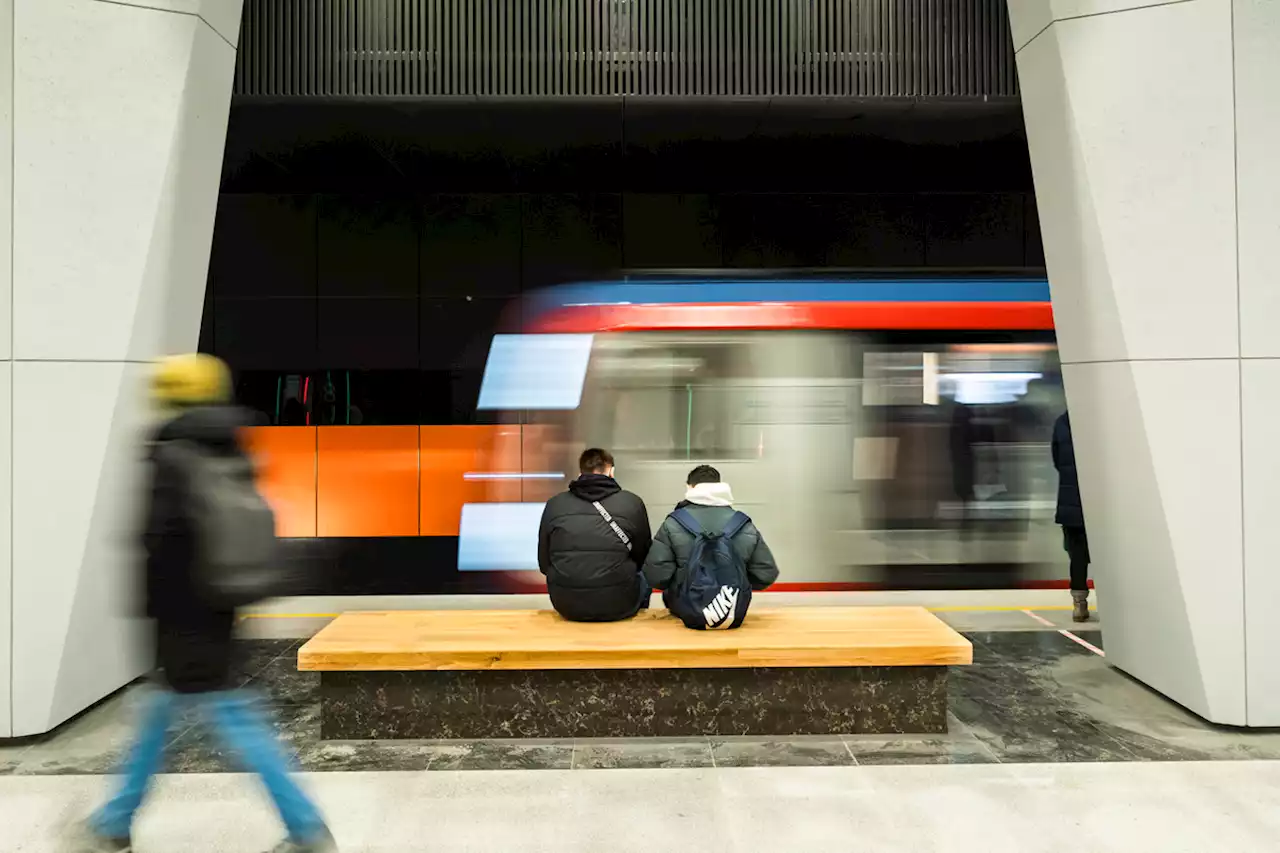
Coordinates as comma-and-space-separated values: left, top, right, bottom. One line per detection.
670, 507, 704, 536
722, 511, 751, 539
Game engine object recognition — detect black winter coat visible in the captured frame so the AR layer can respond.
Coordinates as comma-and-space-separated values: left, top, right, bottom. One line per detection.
144, 405, 250, 693
538, 474, 653, 622
1052, 412, 1085, 529
644, 502, 780, 593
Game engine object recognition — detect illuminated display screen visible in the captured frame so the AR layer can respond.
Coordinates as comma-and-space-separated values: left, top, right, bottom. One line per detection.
476, 334, 594, 410
457, 502, 546, 571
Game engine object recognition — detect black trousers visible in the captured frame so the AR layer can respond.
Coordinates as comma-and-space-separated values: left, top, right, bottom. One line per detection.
1062, 526, 1090, 592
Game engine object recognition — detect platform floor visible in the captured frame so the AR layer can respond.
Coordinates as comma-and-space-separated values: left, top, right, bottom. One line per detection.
7, 605, 1280, 850
7, 762, 1280, 852
9, 609, 1280, 774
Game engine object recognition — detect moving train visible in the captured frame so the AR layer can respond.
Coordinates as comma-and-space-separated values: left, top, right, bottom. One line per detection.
244, 274, 1065, 592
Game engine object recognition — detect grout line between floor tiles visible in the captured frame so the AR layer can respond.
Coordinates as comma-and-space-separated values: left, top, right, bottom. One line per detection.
241, 639, 303, 689
948, 714, 1003, 765
841, 736, 859, 766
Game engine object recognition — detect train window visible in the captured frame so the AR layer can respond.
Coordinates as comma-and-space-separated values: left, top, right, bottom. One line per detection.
863, 344, 1062, 410
577, 335, 754, 460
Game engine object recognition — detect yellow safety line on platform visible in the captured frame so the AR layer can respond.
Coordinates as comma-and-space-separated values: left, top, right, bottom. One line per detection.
238, 604, 1078, 620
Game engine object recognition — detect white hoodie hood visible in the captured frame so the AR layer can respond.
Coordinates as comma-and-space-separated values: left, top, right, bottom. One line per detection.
684, 481, 735, 507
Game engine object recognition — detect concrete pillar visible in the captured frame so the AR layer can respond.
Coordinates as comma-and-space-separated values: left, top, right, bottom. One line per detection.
1009, 0, 1280, 724
0, 0, 242, 737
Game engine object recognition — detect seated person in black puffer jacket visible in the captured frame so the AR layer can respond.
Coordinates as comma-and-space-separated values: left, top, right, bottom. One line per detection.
643, 465, 779, 619
538, 448, 653, 622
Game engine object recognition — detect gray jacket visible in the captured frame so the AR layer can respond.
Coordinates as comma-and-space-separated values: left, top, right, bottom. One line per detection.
643, 502, 780, 593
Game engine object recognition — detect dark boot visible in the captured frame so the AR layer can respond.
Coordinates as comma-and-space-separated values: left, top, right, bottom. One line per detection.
1071, 589, 1090, 623
265, 827, 337, 853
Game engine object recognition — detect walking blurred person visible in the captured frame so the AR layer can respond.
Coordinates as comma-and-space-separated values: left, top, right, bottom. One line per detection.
1052, 411, 1091, 622
65, 354, 335, 853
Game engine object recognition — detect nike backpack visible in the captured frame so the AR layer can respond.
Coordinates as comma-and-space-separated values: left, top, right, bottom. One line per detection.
668, 508, 753, 630
159, 440, 282, 609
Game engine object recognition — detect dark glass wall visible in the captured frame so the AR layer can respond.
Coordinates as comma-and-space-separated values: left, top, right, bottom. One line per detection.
203, 189, 1043, 425
197, 99, 1046, 594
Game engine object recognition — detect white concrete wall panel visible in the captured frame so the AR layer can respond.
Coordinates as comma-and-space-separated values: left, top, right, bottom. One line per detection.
10, 362, 151, 736
0, 362, 11, 737
1010, 1, 1193, 51
96, 0, 243, 47
1019, 0, 1238, 366
0, 0, 11, 363
130, 22, 237, 358
1233, 0, 1280, 359
1065, 359, 1246, 723
1242, 359, 1280, 725
13, 0, 200, 361
4, 0, 241, 734
1016, 0, 1280, 725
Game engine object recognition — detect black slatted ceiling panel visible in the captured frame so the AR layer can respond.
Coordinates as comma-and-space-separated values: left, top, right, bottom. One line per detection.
233, 0, 1018, 98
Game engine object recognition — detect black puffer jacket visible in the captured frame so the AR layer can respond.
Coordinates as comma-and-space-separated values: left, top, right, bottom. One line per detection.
538, 474, 652, 622
1052, 412, 1085, 529
144, 405, 250, 693
644, 502, 779, 594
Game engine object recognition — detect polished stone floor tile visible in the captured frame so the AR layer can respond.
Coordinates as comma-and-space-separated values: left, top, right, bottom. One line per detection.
425, 741, 575, 771
17, 630, 1280, 778
843, 727, 998, 766
968, 630, 1099, 667
0, 740, 33, 776
232, 639, 300, 686
573, 739, 714, 770
163, 701, 319, 774
947, 654, 1138, 764
242, 642, 318, 706
294, 739, 440, 772
13, 689, 167, 776
709, 738, 854, 768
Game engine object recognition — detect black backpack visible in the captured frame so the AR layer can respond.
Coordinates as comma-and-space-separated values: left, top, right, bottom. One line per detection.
159, 440, 282, 608
668, 508, 753, 630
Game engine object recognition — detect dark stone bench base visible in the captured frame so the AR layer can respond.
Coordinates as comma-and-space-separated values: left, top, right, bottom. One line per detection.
320, 666, 948, 739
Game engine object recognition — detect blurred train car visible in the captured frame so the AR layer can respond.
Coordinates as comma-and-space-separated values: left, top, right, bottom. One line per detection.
239, 275, 1064, 593
489, 276, 1064, 588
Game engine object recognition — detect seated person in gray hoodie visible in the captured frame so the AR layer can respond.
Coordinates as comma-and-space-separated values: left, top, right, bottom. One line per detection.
643, 465, 779, 612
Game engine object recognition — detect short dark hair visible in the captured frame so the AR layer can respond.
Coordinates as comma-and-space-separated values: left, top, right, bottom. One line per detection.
687, 465, 721, 486
579, 448, 615, 475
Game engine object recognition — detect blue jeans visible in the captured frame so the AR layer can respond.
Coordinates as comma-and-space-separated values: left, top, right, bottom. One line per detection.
91, 689, 325, 842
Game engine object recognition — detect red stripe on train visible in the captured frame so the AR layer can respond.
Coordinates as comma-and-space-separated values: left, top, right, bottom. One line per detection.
529, 302, 1055, 333
769, 580, 1094, 592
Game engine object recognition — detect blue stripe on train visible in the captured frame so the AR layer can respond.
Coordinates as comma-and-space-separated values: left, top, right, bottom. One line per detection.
533, 279, 1051, 309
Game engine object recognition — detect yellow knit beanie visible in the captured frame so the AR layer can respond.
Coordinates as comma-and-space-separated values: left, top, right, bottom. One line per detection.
150, 354, 232, 408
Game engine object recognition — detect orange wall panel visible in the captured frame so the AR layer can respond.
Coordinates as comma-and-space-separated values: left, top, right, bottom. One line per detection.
520, 425, 566, 504
318, 426, 420, 537
419, 425, 529, 537
242, 427, 317, 538
243, 424, 570, 540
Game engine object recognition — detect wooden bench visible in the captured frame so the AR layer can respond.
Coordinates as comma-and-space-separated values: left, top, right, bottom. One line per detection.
299, 606, 972, 739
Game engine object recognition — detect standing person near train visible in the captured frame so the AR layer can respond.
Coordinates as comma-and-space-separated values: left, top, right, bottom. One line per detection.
66, 354, 336, 853
1052, 410, 1091, 622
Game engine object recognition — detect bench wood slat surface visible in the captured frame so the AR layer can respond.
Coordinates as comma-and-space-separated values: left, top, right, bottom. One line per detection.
298, 606, 972, 671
